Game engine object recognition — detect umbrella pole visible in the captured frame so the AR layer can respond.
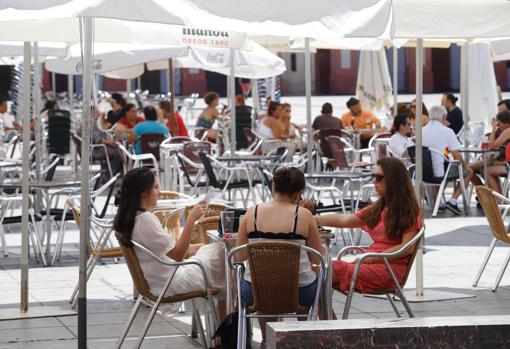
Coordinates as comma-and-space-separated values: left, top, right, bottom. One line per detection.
392, 46, 398, 117
68, 74, 76, 175
78, 16, 94, 349
229, 48, 236, 155
415, 38, 424, 297
460, 43, 469, 147
168, 59, 175, 115
305, 37, 313, 173
20, 41, 31, 313
33, 43, 42, 183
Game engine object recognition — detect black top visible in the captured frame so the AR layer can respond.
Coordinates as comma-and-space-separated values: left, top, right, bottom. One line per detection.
248, 204, 305, 240
107, 109, 124, 125
446, 106, 464, 135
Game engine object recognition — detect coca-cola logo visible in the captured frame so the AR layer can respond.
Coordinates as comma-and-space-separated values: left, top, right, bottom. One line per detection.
75, 59, 103, 73
207, 53, 224, 64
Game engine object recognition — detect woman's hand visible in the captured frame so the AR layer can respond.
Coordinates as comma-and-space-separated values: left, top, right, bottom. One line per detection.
188, 200, 206, 222
491, 117, 498, 131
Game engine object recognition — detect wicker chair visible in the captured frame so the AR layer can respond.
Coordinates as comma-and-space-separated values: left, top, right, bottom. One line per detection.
228, 241, 325, 349
184, 203, 230, 244
115, 234, 219, 349
473, 186, 510, 292
67, 199, 121, 307
336, 226, 424, 319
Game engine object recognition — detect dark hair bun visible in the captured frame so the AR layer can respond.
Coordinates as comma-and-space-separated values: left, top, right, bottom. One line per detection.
272, 167, 305, 196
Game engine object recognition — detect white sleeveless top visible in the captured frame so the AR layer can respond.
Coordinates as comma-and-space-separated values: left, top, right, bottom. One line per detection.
257, 119, 274, 139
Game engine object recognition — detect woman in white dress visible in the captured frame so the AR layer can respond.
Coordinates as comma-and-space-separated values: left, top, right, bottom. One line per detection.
389, 114, 414, 159
114, 167, 226, 318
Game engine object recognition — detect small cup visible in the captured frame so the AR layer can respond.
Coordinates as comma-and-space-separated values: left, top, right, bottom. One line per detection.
220, 211, 235, 236
481, 141, 490, 151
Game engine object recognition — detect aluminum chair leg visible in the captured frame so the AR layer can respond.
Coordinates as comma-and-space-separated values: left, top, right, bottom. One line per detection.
386, 294, 401, 318
383, 259, 414, 318
116, 296, 144, 349
135, 298, 164, 349
492, 249, 510, 292
342, 262, 362, 319
433, 180, 448, 217
0, 225, 7, 257
191, 300, 208, 349
473, 238, 497, 287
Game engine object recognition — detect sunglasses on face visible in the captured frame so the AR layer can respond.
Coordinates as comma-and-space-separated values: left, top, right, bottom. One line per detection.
371, 173, 385, 183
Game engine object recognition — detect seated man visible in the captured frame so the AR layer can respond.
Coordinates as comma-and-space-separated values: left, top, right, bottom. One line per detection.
0, 98, 21, 132
341, 97, 382, 148
312, 102, 342, 135
422, 105, 473, 215
132, 105, 169, 154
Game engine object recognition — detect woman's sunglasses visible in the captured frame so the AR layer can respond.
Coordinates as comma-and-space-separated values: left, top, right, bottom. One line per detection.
371, 173, 385, 183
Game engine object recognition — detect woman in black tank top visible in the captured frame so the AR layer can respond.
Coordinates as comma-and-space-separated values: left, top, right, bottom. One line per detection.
234, 167, 323, 343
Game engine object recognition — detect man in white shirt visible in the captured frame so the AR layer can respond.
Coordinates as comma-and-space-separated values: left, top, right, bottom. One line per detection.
0, 99, 21, 131
422, 105, 472, 214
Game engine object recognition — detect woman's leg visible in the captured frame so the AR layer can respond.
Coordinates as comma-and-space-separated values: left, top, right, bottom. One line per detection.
487, 165, 507, 194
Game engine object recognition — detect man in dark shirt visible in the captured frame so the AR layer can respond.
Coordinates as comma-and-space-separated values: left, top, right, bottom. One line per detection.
311, 103, 342, 133
441, 92, 463, 135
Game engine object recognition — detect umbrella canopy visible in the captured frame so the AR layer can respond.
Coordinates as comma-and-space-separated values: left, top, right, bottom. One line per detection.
147, 41, 286, 79
465, 42, 498, 123
45, 43, 189, 76
355, 49, 392, 112
0, 0, 391, 39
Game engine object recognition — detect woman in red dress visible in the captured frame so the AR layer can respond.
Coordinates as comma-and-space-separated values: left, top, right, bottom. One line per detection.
316, 157, 421, 293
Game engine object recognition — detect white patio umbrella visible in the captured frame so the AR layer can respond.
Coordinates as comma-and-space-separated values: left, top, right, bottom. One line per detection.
146, 41, 286, 79
45, 43, 189, 76
355, 49, 393, 113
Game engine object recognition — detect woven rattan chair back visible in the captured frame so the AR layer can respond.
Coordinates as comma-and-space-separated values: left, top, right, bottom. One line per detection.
115, 232, 158, 301
396, 228, 424, 289
247, 241, 308, 314
185, 203, 228, 244
476, 186, 510, 244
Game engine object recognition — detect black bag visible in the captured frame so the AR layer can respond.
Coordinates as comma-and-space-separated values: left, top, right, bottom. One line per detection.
212, 311, 251, 349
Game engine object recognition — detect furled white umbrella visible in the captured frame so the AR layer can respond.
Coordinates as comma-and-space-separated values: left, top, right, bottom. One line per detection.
465, 42, 498, 124
355, 49, 392, 112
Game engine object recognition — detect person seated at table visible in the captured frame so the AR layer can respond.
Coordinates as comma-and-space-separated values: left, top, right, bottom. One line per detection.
341, 97, 382, 148
132, 105, 169, 155
389, 114, 414, 158
312, 102, 342, 135
235, 167, 324, 342
441, 92, 463, 135
106, 93, 127, 126
498, 99, 510, 113
423, 105, 473, 215
409, 99, 429, 128
196, 91, 225, 142
158, 100, 188, 137
468, 111, 510, 194
256, 100, 286, 140
114, 167, 226, 319
278, 102, 301, 139
114, 103, 144, 141
314, 157, 421, 294
0, 98, 21, 132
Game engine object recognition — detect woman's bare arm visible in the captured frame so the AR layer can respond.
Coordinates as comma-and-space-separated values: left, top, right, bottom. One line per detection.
315, 213, 364, 228
166, 202, 205, 261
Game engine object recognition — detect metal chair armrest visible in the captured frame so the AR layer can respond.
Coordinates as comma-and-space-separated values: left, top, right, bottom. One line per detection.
336, 246, 368, 260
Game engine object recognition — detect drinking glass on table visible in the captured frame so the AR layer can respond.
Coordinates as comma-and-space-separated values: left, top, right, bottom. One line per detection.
220, 211, 235, 237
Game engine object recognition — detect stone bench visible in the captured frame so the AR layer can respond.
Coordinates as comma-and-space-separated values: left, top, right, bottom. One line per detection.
267, 315, 510, 349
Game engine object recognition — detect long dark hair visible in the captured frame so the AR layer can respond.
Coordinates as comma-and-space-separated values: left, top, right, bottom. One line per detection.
113, 167, 155, 247
363, 157, 420, 240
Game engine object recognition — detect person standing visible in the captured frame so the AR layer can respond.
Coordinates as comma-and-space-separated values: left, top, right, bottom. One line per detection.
441, 92, 463, 135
